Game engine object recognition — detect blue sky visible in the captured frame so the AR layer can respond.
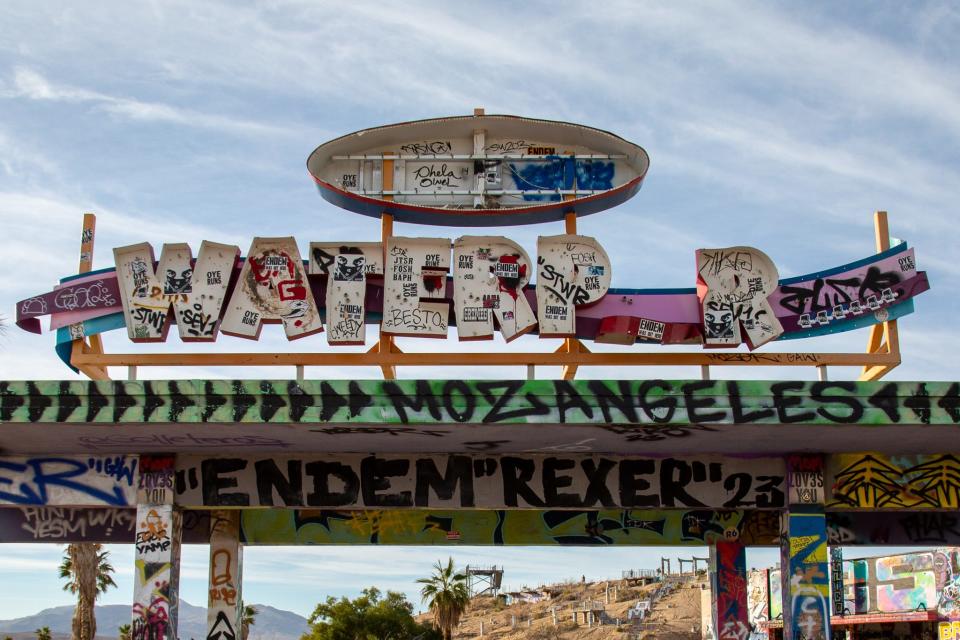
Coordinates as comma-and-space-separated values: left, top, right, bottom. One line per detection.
0, 0, 958, 622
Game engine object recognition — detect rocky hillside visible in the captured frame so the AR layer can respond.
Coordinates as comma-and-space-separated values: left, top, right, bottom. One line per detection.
418, 574, 708, 640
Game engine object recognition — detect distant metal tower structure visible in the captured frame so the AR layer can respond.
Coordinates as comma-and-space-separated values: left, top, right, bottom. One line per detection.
466, 565, 503, 598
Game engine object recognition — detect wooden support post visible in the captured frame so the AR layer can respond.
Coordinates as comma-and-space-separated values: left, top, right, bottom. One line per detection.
71, 212, 110, 380
860, 210, 901, 381
379, 209, 397, 379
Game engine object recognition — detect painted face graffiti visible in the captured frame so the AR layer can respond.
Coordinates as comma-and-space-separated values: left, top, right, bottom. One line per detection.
164, 269, 193, 295
704, 301, 735, 339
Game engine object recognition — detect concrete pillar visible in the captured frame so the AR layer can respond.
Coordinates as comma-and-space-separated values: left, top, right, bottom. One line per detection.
479, 620, 484, 636
132, 455, 181, 640
511, 615, 516, 628
207, 511, 243, 640
782, 454, 832, 640
710, 540, 748, 640
830, 547, 844, 617
552, 608, 557, 626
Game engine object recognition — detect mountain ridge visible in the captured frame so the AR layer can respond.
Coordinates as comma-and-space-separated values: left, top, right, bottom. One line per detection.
0, 601, 308, 640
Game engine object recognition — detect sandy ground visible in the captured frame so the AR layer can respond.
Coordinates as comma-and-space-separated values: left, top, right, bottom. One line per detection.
417, 574, 708, 640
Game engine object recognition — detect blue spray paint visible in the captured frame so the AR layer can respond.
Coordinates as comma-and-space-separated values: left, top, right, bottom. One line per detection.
507, 158, 574, 201
576, 160, 615, 190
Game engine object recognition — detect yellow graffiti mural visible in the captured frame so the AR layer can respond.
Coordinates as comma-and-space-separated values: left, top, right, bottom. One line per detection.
828, 454, 960, 510
238, 509, 782, 546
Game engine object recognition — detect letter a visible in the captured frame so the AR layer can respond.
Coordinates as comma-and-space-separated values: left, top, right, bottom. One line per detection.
221, 237, 323, 340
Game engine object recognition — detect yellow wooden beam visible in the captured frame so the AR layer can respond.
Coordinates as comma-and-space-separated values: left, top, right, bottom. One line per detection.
72, 349, 899, 369
860, 210, 901, 380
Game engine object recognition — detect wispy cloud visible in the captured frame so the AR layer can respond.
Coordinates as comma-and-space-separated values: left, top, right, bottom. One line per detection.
5, 68, 290, 137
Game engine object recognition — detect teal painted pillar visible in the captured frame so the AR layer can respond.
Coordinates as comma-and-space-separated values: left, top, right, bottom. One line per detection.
781, 455, 831, 640
710, 540, 749, 640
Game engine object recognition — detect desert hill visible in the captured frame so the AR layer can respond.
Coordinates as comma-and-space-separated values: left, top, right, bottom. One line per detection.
419, 572, 708, 640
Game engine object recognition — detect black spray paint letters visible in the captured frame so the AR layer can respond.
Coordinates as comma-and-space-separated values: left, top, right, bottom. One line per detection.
175, 454, 786, 510
362, 379, 919, 425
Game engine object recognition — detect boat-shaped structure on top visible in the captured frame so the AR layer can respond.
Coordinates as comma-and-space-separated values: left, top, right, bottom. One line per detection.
307, 113, 650, 226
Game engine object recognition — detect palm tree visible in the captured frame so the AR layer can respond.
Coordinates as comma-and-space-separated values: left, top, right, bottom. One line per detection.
417, 558, 470, 640
59, 543, 117, 640
240, 601, 258, 640
35, 628, 52, 640
118, 624, 131, 640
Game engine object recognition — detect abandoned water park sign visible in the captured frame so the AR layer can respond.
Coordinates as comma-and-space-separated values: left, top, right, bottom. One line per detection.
14, 114, 930, 377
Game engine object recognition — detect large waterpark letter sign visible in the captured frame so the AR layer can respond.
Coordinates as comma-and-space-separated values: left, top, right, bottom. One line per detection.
110, 235, 782, 347
14, 114, 930, 352
99, 234, 916, 350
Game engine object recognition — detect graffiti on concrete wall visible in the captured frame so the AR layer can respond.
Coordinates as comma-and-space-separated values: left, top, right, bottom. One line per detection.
207, 512, 242, 640
175, 454, 785, 509
138, 455, 174, 505
5, 379, 957, 428
132, 504, 180, 640
783, 512, 830, 640
828, 453, 960, 509
714, 541, 749, 640
827, 512, 960, 546
747, 568, 770, 639
0, 507, 780, 546
769, 568, 782, 621
1, 507, 136, 541
0, 455, 137, 506
830, 547, 844, 617
788, 455, 824, 506
238, 508, 781, 546
842, 549, 960, 617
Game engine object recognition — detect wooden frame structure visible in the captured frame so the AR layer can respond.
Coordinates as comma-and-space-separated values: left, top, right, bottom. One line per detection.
69, 211, 902, 382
